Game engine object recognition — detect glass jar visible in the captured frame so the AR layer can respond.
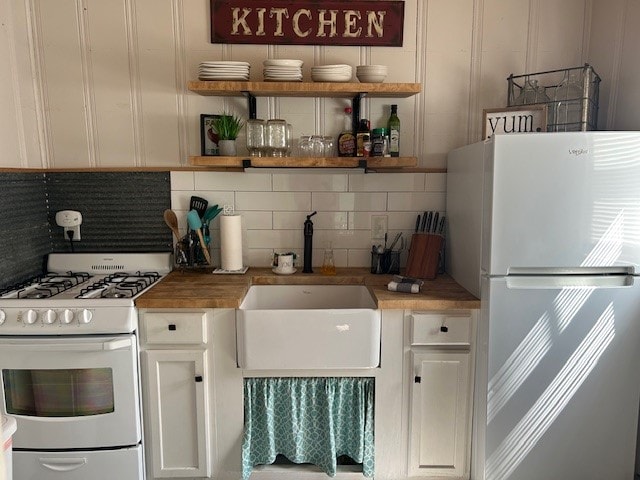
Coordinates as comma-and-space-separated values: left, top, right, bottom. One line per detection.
553, 69, 584, 131
246, 119, 265, 157
322, 136, 334, 157
298, 135, 312, 157
311, 135, 324, 157
266, 119, 287, 157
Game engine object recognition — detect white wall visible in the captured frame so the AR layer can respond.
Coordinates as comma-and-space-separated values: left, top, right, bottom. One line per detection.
0, 0, 594, 169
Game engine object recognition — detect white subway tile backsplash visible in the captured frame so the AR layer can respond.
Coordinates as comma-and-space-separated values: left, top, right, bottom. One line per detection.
273, 173, 348, 192
348, 173, 426, 192
387, 192, 446, 212
170, 172, 448, 269
237, 211, 273, 230
273, 211, 348, 230
312, 192, 387, 212
246, 229, 303, 249
195, 172, 272, 191
236, 192, 311, 211
170, 171, 194, 190
426, 173, 447, 192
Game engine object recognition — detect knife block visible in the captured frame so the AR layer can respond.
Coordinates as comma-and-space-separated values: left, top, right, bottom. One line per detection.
405, 233, 443, 279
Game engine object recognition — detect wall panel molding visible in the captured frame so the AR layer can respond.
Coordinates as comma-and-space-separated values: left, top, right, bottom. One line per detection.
467, 0, 484, 143
75, 0, 98, 167
415, 0, 427, 165
173, 0, 189, 166
26, 0, 52, 168
606, 0, 629, 129
525, 0, 540, 72
125, 0, 145, 167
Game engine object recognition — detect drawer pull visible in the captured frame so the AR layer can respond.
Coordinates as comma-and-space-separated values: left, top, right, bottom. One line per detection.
168, 324, 177, 331
440, 325, 449, 333
414, 376, 421, 383
195, 375, 203, 382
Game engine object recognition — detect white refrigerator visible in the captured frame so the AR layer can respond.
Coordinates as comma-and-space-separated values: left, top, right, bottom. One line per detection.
446, 132, 640, 480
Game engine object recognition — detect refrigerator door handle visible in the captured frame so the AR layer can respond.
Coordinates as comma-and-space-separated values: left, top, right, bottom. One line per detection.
505, 275, 635, 289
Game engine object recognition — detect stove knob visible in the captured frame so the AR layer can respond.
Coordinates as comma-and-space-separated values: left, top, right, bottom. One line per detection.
24, 309, 38, 325
43, 309, 57, 324
0, 310, 5, 325
79, 309, 93, 324
61, 309, 75, 324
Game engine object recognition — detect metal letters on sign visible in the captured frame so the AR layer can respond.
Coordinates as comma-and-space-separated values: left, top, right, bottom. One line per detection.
211, 0, 405, 47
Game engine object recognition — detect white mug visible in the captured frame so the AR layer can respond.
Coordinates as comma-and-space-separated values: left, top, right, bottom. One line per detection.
274, 253, 294, 272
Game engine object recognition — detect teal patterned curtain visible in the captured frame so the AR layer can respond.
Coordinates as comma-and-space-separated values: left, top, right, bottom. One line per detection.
242, 377, 375, 479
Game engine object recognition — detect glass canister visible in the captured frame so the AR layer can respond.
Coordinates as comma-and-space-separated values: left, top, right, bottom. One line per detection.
246, 119, 265, 156
266, 119, 287, 157
553, 69, 584, 131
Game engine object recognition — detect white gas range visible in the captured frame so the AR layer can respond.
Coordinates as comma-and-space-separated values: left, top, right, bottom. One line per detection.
0, 252, 171, 480
0, 252, 171, 334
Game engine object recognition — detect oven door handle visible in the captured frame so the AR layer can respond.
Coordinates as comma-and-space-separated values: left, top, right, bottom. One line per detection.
2, 338, 132, 352
39, 457, 88, 472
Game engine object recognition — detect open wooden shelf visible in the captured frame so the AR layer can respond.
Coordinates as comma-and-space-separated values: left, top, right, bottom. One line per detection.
189, 156, 418, 169
188, 80, 421, 98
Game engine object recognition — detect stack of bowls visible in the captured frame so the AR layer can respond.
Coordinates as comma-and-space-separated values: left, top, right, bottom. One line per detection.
356, 65, 388, 83
311, 64, 352, 83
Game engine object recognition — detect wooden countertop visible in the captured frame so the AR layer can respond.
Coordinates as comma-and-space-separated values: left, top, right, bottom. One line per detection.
135, 268, 480, 310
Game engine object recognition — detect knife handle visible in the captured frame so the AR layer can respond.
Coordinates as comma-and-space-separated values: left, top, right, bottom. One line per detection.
415, 214, 421, 233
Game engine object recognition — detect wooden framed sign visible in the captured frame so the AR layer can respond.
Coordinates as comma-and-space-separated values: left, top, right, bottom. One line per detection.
482, 105, 548, 140
210, 0, 405, 46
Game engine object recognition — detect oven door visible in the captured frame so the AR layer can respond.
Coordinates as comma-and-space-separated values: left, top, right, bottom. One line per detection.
0, 334, 141, 449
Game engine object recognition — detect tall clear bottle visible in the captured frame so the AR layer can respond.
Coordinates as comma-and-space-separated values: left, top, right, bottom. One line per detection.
387, 104, 400, 157
553, 69, 584, 132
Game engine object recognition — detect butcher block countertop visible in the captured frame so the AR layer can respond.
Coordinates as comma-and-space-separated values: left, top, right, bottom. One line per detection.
135, 268, 480, 310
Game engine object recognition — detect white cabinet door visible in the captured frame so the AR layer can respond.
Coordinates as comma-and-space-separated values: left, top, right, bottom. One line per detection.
409, 351, 471, 478
142, 349, 210, 478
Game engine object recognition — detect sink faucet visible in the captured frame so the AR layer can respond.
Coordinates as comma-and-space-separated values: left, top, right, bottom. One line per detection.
303, 211, 317, 273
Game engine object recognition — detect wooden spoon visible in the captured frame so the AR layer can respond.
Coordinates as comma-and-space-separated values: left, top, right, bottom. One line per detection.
163, 209, 181, 241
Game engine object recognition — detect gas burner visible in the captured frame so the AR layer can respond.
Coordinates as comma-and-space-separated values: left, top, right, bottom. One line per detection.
76, 271, 162, 300
0, 272, 92, 299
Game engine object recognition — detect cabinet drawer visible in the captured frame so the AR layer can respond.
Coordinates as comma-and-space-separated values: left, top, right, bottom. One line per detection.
142, 311, 208, 346
411, 313, 471, 346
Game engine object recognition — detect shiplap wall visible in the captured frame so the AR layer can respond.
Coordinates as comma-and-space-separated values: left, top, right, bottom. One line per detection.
0, 0, 596, 169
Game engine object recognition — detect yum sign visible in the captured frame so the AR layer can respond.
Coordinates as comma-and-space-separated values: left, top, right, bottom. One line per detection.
210, 0, 405, 46
482, 105, 548, 140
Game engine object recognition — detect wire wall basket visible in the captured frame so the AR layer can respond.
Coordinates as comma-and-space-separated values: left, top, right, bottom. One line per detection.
507, 64, 601, 132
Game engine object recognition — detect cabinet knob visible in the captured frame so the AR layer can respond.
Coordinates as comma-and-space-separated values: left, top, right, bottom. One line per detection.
195, 375, 203, 382
414, 376, 421, 383
168, 324, 177, 331
440, 325, 449, 333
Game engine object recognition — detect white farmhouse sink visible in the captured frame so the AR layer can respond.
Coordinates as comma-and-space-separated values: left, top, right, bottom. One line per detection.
236, 285, 381, 369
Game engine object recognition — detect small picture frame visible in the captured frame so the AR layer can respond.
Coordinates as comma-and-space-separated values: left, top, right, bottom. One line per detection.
482, 105, 547, 140
200, 114, 221, 156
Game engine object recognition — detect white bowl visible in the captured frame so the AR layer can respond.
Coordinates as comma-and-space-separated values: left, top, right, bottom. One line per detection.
356, 64, 388, 73
356, 72, 387, 83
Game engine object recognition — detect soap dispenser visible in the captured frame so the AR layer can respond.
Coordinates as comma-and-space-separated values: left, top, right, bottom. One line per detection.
303, 211, 317, 273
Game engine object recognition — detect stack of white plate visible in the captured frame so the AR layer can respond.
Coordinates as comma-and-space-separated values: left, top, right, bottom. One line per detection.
311, 64, 353, 82
356, 65, 388, 83
198, 61, 250, 81
263, 59, 303, 82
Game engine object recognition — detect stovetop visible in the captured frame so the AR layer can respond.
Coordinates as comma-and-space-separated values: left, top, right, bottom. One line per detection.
0, 252, 172, 334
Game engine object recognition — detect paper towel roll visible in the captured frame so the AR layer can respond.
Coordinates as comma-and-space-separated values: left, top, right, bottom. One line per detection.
220, 214, 243, 271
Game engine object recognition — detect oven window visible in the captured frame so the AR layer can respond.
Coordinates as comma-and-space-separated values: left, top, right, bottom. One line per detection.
2, 368, 115, 417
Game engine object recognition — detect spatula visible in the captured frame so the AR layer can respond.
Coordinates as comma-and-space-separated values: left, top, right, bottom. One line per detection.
189, 196, 208, 219
186, 209, 212, 265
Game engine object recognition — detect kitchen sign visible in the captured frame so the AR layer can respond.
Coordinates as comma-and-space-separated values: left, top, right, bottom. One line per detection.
482, 105, 547, 140
210, 0, 405, 46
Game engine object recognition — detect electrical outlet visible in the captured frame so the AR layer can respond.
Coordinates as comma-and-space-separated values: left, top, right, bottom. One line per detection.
55, 210, 82, 241
371, 215, 387, 240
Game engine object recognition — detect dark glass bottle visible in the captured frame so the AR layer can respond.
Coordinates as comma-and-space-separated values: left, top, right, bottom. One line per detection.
356, 119, 370, 157
387, 104, 400, 157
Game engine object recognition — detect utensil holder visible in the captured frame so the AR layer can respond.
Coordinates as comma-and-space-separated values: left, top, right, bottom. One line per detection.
405, 233, 443, 279
371, 250, 400, 274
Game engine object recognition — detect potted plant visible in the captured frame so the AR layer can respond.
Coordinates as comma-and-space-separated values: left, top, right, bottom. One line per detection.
213, 113, 244, 156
